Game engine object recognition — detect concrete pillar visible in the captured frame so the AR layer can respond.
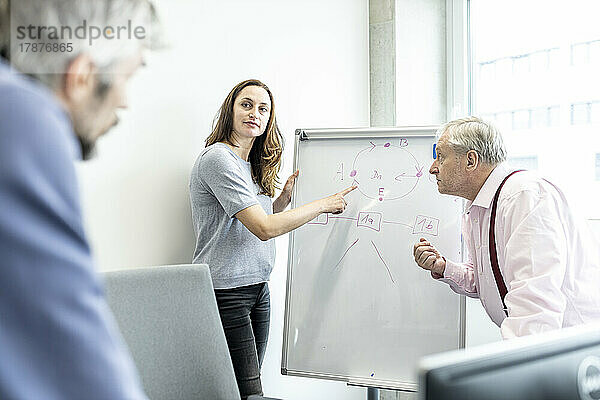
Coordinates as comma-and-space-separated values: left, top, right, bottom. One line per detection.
369, 0, 396, 127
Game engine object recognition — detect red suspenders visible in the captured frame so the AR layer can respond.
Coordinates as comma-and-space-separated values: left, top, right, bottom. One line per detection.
489, 170, 525, 317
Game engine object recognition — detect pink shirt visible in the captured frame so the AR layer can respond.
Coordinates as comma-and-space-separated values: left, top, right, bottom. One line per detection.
439, 163, 600, 339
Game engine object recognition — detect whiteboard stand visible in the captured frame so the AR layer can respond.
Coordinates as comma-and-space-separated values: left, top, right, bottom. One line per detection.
366, 387, 379, 400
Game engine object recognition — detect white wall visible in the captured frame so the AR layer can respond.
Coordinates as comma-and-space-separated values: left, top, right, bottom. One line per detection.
77, 1, 369, 399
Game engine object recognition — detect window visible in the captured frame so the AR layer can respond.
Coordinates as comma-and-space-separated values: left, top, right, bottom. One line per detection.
469, 0, 600, 218
571, 42, 589, 65
530, 50, 550, 71
548, 48, 561, 70
512, 55, 530, 75
571, 40, 600, 66
533, 107, 549, 129
512, 109, 531, 130
590, 41, 600, 65
548, 105, 560, 127
509, 156, 538, 171
591, 101, 600, 125
571, 102, 591, 125
494, 111, 512, 131
479, 62, 495, 82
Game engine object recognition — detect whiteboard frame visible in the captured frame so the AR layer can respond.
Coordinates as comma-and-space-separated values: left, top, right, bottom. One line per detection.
281, 127, 466, 391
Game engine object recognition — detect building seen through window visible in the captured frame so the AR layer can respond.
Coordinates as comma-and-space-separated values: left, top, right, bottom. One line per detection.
470, 0, 600, 217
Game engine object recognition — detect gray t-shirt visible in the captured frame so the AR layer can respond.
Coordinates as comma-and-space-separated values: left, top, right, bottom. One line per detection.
189, 142, 275, 289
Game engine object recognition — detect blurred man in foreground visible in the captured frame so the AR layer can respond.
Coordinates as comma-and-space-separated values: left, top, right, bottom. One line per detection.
0, 0, 159, 398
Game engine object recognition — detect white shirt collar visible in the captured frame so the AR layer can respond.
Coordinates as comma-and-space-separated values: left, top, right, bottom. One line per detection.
467, 162, 515, 211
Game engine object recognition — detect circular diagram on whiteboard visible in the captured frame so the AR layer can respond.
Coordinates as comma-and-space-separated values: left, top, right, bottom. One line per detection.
349, 141, 424, 201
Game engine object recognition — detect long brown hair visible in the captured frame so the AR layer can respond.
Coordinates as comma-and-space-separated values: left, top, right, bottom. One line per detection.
206, 79, 283, 197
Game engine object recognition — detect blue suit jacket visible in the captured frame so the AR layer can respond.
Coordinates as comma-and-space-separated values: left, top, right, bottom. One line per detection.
0, 62, 147, 399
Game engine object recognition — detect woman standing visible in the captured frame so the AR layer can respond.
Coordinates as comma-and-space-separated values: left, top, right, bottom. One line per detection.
189, 79, 355, 399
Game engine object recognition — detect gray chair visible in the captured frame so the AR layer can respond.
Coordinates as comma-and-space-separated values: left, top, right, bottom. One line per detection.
103, 264, 279, 400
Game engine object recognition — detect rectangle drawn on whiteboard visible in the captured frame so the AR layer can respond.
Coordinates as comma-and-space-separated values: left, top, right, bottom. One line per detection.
412, 215, 439, 236
308, 213, 329, 225
357, 211, 382, 232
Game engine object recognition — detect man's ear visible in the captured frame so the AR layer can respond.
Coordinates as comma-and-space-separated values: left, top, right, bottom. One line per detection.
62, 54, 95, 102
465, 149, 479, 171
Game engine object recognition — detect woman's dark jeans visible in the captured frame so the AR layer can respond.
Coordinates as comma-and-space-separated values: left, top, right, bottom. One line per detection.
214, 282, 270, 399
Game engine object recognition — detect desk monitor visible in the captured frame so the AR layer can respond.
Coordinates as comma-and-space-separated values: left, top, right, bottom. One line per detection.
419, 324, 600, 400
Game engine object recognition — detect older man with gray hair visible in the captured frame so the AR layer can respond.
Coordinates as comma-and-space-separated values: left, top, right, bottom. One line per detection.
413, 116, 600, 339
0, 0, 159, 399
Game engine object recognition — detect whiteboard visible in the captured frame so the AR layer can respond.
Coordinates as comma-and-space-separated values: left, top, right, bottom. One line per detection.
281, 127, 465, 391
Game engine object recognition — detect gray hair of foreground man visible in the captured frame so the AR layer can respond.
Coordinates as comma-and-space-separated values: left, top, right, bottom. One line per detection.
438, 116, 507, 166
0, 0, 160, 88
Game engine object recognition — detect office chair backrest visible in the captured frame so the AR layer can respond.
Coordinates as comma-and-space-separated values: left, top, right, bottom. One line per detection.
103, 264, 241, 400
